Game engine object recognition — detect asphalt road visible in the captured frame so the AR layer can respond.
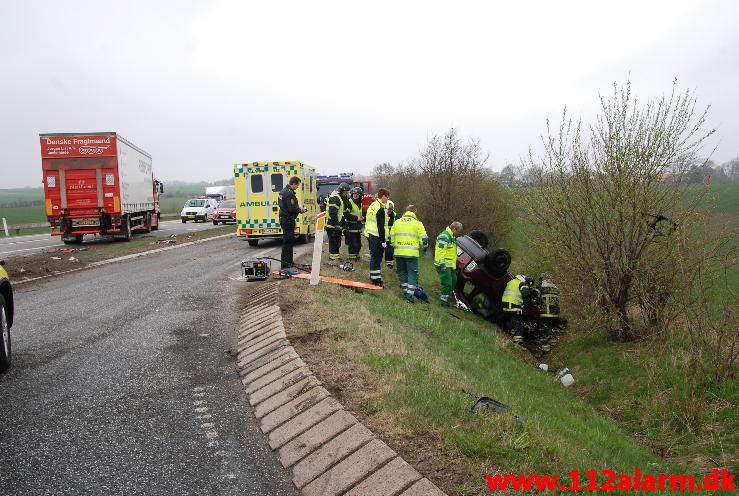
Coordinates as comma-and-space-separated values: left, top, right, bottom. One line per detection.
0, 219, 229, 259
0, 235, 308, 495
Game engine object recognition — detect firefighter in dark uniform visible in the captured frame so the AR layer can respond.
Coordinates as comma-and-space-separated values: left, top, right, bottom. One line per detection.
278, 176, 306, 269
326, 182, 354, 262
345, 186, 364, 260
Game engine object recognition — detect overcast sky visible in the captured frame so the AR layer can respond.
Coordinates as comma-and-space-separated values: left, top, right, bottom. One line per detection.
1, 0, 737, 188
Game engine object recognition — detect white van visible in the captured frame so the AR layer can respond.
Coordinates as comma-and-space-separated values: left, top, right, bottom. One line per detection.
180, 198, 218, 223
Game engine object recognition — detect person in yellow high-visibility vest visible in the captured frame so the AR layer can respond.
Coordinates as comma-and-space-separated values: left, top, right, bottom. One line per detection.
501, 275, 533, 344
434, 222, 463, 306
364, 188, 390, 286
390, 205, 428, 303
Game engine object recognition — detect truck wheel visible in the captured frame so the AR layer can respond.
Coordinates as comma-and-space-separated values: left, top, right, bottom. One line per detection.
142, 214, 152, 233
248, 239, 258, 247
62, 235, 83, 245
0, 294, 11, 373
116, 217, 132, 242
181, 219, 187, 223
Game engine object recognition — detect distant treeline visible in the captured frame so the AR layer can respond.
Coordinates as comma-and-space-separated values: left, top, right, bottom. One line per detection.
498, 157, 739, 187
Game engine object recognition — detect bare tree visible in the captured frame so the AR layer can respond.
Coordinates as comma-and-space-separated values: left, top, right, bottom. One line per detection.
526, 80, 716, 341
415, 129, 512, 246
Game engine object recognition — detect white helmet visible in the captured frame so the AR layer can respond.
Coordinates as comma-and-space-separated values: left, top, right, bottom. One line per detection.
386, 200, 395, 210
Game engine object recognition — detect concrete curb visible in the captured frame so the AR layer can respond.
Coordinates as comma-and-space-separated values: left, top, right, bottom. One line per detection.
236, 282, 447, 496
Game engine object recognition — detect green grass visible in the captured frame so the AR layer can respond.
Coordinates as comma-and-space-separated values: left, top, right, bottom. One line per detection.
681, 183, 739, 216
500, 181, 738, 481
308, 256, 701, 494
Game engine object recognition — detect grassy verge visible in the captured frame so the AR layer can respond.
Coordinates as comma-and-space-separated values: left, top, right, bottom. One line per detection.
279, 249, 702, 495
504, 183, 738, 479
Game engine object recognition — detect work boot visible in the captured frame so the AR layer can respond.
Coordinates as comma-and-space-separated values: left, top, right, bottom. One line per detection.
371, 279, 384, 288
512, 334, 524, 344
404, 295, 415, 304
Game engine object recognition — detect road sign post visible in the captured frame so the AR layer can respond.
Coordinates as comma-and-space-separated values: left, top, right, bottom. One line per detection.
310, 212, 326, 285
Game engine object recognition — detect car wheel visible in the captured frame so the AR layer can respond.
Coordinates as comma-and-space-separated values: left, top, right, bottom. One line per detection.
468, 230, 489, 249
248, 239, 259, 247
0, 294, 11, 373
213, 220, 218, 225
485, 248, 511, 277
182, 219, 187, 223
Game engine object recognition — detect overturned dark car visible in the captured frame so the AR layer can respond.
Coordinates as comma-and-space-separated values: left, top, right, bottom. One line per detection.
453, 231, 566, 353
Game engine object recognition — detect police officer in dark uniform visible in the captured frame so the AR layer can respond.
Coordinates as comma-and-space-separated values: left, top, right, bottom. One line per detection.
278, 176, 307, 269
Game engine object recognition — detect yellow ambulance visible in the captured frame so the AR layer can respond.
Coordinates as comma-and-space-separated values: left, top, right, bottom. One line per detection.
233, 160, 318, 246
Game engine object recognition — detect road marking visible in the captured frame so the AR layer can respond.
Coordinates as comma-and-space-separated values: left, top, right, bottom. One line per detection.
0, 243, 66, 256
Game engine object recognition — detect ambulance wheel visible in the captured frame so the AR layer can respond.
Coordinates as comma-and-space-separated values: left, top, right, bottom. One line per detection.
297, 234, 308, 244
248, 239, 259, 247
0, 294, 11, 373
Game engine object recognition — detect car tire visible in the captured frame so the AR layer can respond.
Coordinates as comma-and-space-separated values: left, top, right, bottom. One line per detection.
213, 220, 218, 225
468, 230, 489, 249
485, 248, 511, 277
0, 293, 11, 373
182, 219, 187, 223
248, 239, 259, 247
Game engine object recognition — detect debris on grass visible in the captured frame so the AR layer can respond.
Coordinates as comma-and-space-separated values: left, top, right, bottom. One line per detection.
463, 389, 526, 423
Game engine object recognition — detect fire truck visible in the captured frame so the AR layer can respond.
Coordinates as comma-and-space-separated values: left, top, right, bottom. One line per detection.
316, 173, 374, 214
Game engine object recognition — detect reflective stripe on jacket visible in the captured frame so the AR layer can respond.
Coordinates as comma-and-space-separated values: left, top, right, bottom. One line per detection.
390, 212, 428, 258
434, 226, 457, 268
364, 198, 384, 238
